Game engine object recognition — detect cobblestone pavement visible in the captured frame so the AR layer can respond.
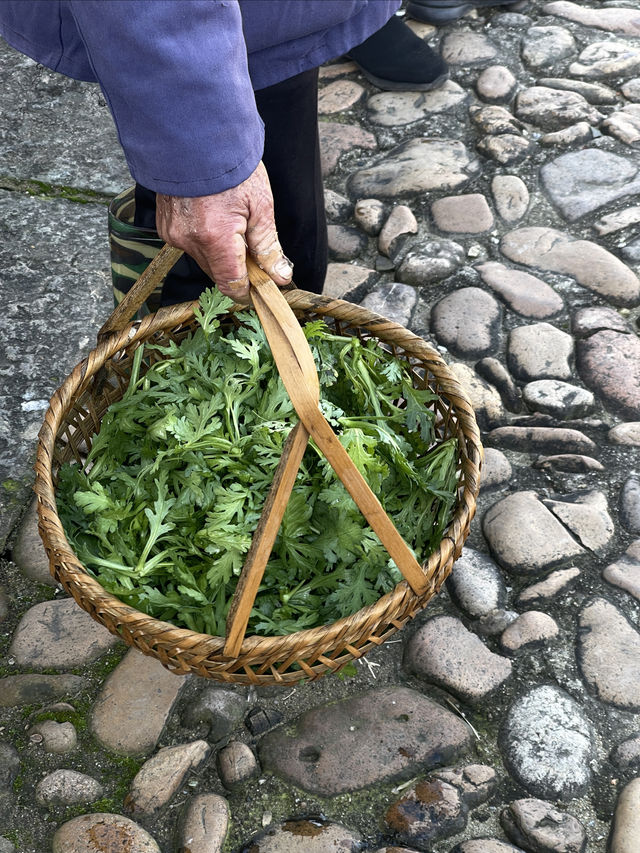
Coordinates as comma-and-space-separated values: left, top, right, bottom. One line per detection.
2, 2, 640, 851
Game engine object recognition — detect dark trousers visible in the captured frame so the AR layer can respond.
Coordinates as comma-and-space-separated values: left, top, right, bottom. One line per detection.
134, 68, 327, 304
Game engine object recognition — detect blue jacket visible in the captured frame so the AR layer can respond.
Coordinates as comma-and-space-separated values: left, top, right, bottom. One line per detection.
0, 0, 398, 195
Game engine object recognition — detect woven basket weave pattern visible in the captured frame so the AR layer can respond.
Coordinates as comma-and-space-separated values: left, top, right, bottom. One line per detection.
35, 291, 481, 685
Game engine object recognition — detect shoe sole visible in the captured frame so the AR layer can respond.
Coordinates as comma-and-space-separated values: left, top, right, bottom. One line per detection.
356, 67, 450, 92
406, 1, 521, 25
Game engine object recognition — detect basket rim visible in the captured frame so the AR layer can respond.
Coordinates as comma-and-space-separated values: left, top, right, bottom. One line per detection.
34, 290, 482, 663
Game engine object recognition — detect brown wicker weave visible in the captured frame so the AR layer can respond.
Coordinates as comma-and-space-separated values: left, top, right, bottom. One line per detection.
34, 248, 482, 686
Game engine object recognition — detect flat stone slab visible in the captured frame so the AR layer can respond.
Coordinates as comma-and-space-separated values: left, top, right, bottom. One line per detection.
482, 490, 586, 573
259, 686, 471, 796
569, 40, 640, 80
247, 819, 361, 853
367, 81, 468, 126
543, 490, 614, 552
577, 330, 640, 420
404, 615, 512, 703
577, 598, 640, 711
608, 778, 640, 853
10, 499, 57, 587
91, 649, 188, 755
318, 121, 376, 177
360, 282, 417, 328
540, 150, 640, 222
515, 87, 602, 132
126, 740, 210, 816
385, 779, 467, 847
500, 685, 593, 800
500, 797, 587, 853
603, 540, 640, 602
507, 322, 573, 382
0, 42, 131, 194
446, 548, 507, 618
0, 674, 85, 708
347, 138, 481, 200
490, 176, 530, 223
500, 226, 640, 306
486, 426, 596, 455
179, 794, 229, 853
431, 287, 502, 358
9, 598, 121, 668
0, 191, 113, 548
544, 2, 640, 36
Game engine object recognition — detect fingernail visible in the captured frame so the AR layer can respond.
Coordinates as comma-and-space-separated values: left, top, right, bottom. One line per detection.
273, 256, 293, 279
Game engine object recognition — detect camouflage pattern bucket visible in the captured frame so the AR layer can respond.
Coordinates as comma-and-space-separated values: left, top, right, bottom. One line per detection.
108, 187, 163, 316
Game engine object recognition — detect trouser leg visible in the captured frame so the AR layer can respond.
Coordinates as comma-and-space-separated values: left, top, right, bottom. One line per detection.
133, 67, 327, 304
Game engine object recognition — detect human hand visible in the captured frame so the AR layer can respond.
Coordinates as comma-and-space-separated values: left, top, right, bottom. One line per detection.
155, 161, 293, 300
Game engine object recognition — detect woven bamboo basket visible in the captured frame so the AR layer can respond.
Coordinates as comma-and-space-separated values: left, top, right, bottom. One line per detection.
34, 245, 482, 686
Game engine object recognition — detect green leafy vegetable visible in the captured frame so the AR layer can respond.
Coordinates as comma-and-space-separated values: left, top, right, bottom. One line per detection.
57, 288, 459, 637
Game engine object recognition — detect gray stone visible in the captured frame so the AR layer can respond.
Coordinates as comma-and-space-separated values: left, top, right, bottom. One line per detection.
544, 490, 614, 551
384, 779, 467, 846
474, 609, 520, 638
396, 240, 466, 285
621, 478, 640, 535
259, 687, 470, 796
449, 362, 506, 430
475, 357, 522, 412
476, 66, 518, 104
36, 769, 103, 807
319, 121, 377, 177
523, 380, 594, 418
327, 224, 366, 262
0, 674, 86, 708
534, 454, 603, 474
490, 177, 530, 224
405, 615, 512, 703
482, 490, 585, 573
500, 685, 593, 800
603, 539, 640, 602
540, 150, 640, 223
572, 306, 630, 337
324, 189, 352, 222
378, 205, 418, 257
0, 192, 113, 548
347, 138, 481, 200
621, 236, 640, 263
442, 31, 499, 65
247, 819, 361, 853
623, 78, 640, 101
354, 198, 386, 236
446, 548, 507, 618
433, 764, 497, 808
126, 740, 210, 817
500, 611, 560, 654
486, 426, 596, 456
431, 287, 502, 358
611, 734, 640, 771
0, 44, 130, 193
0, 744, 19, 790
507, 323, 573, 382
28, 720, 77, 754
608, 778, 640, 853
521, 27, 577, 70
91, 648, 188, 755
217, 741, 258, 788
470, 105, 525, 136
360, 282, 417, 327
501, 797, 587, 853
322, 263, 377, 301
515, 87, 602, 131
480, 448, 513, 491
9, 598, 121, 668
539, 123, 595, 148
602, 105, 640, 147
367, 81, 468, 126
0, 839, 15, 853
10, 499, 57, 587
610, 423, 640, 445
0, 589, 8, 623
537, 77, 619, 105
181, 687, 248, 742
544, 2, 640, 37
577, 331, 640, 420
578, 598, 640, 711
594, 206, 640, 237
477, 134, 534, 165
518, 568, 580, 603
452, 842, 526, 853
569, 40, 640, 79
179, 794, 229, 853
52, 814, 161, 853
431, 194, 494, 235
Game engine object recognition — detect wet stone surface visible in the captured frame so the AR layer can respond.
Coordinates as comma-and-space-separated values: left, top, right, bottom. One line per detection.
3, 3, 640, 850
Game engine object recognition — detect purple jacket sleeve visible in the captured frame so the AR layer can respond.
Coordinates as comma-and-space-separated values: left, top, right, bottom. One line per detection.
68, 0, 264, 196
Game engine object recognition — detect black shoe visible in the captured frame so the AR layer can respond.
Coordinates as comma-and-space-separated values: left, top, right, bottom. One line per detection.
406, 0, 525, 26
348, 14, 449, 92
